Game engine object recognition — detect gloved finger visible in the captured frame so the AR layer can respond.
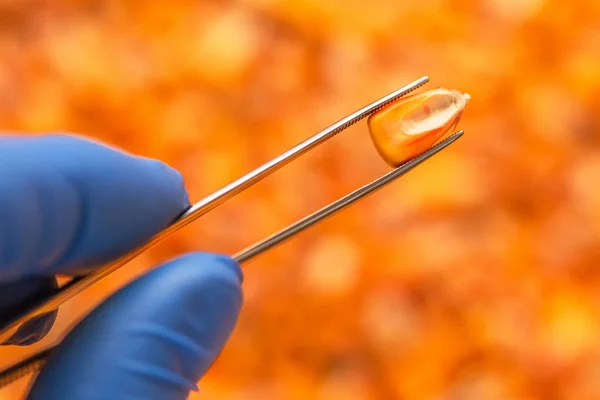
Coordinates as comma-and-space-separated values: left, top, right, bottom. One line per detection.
26, 253, 243, 400
0, 134, 188, 345
0, 134, 189, 282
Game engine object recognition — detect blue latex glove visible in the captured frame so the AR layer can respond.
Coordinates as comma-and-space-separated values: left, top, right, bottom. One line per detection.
0, 134, 243, 399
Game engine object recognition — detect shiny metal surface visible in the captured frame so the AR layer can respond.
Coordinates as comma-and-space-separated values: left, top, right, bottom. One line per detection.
0, 76, 429, 343
234, 131, 464, 264
0, 130, 464, 389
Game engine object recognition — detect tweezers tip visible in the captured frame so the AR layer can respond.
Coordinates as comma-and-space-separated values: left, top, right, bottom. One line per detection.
422, 130, 464, 156
440, 130, 464, 146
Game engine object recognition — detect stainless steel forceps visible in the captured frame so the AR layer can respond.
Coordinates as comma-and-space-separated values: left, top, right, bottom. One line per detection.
0, 76, 464, 388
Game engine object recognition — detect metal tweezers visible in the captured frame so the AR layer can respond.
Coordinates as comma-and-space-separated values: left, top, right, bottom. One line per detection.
0, 76, 464, 388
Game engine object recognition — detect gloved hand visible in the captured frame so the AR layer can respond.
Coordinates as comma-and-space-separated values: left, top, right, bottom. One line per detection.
0, 134, 243, 399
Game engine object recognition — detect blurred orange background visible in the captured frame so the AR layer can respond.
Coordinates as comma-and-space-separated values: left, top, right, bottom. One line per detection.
1, 0, 600, 398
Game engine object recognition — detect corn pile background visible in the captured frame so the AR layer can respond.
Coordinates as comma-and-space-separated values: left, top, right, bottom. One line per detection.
1, 0, 600, 399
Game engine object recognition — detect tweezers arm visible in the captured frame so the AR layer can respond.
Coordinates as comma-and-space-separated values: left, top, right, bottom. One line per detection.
234, 131, 463, 263
0, 130, 464, 390
0, 77, 429, 343
180, 76, 430, 222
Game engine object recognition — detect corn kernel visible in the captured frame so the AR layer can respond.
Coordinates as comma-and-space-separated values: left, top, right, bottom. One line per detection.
367, 87, 471, 167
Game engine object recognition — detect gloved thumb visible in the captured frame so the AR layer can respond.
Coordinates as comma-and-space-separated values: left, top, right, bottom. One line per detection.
26, 253, 243, 400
